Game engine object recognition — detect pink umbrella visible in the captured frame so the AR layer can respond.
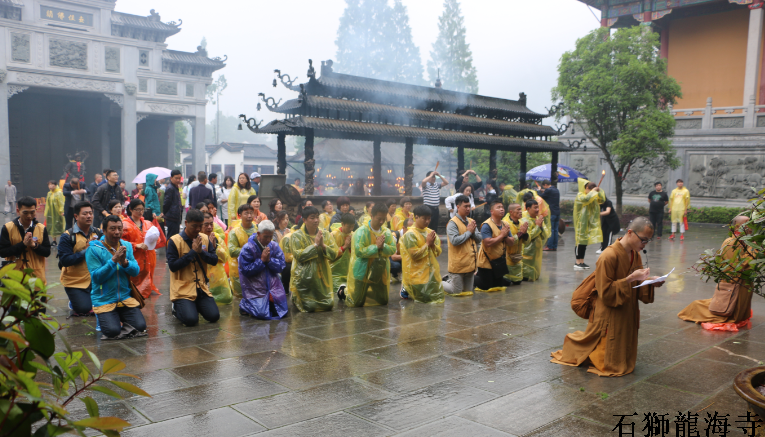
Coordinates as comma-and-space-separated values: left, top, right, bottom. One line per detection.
132, 167, 172, 184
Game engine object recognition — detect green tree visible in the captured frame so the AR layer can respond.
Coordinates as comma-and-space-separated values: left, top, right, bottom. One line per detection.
461, 149, 550, 188
553, 26, 682, 213
427, 0, 478, 93
174, 121, 190, 166
207, 74, 228, 144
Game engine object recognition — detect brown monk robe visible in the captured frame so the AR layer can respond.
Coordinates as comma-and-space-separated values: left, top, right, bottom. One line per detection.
551, 218, 664, 377
678, 216, 754, 325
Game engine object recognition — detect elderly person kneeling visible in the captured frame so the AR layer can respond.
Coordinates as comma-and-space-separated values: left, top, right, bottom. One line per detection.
238, 220, 289, 319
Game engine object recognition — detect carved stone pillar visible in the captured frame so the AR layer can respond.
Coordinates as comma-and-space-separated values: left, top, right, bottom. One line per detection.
0, 81, 9, 197
304, 129, 315, 196
277, 133, 286, 175
167, 119, 176, 169
404, 138, 413, 196
373, 139, 382, 196
101, 99, 111, 171
121, 88, 137, 188
191, 115, 206, 175
744, 6, 764, 106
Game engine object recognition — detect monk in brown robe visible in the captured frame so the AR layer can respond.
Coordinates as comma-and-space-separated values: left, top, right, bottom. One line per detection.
678, 215, 754, 325
551, 217, 664, 377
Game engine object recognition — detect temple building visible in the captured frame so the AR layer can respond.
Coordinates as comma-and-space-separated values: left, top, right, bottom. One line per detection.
0, 0, 225, 197
567, 0, 765, 204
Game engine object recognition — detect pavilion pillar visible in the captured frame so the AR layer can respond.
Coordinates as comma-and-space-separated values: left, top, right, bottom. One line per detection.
404, 138, 413, 196
373, 139, 382, 196
489, 149, 498, 181
744, 6, 764, 106
167, 120, 175, 169
277, 133, 286, 175
551, 151, 559, 187
457, 146, 465, 178
519, 151, 527, 189
304, 129, 315, 195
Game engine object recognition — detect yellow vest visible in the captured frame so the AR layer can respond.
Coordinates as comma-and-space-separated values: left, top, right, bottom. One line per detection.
169, 233, 212, 301
4, 221, 47, 286
446, 215, 477, 274
59, 227, 100, 288
477, 218, 504, 269
503, 218, 523, 265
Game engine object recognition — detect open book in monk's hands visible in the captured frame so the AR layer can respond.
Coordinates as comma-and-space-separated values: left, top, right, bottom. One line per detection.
633, 268, 674, 288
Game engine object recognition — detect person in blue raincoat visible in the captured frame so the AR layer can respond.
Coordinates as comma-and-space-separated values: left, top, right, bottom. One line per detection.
238, 219, 288, 319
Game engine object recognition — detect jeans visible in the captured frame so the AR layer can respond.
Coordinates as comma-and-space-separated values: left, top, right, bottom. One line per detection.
427, 205, 440, 233
649, 210, 664, 237
173, 288, 220, 326
96, 306, 147, 339
442, 272, 474, 295
546, 214, 560, 249
390, 260, 402, 278
65, 286, 92, 314
166, 220, 181, 239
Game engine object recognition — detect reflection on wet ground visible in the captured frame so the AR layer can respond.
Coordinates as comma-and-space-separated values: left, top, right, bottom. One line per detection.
41, 224, 764, 436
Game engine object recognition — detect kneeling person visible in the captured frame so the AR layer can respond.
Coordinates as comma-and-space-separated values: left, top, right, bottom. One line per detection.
166, 209, 220, 326
401, 206, 444, 303
290, 206, 339, 312
86, 215, 146, 339
331, 213, 355, 299
59, 201, 101, 316
239, 220, 288, 319
346, 203, 396, 307
475, 200, 514, 291
521, 199, 551, 282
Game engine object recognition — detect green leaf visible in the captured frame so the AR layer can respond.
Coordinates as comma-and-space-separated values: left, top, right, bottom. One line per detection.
22, 317, 55, 359
107, 380, 151, 398
72, 416, 131, 431
82, 347, 100, 372
102, 430, 121, 437
81, 396, 99, 418
101, 358, 126, 375
113, 372, 141, 379
16, 370, 42, 398
0, 286, 31, 302
0, 331, 30, 346
87, 384, 123, 400
0, 262, 16, 278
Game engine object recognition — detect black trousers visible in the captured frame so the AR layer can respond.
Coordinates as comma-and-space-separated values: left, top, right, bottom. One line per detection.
97, 306, 146, 339
173, 288, 220, 326
428, 205, 441, 233
475, 267, 505, 290
649, 210, 664, 237
65, 208, 74, 230
281, 262, 291, 294
601, 220, 619, 251
575, 244, 587, 259
166, 220, 181, 239
65, 286, 92, 314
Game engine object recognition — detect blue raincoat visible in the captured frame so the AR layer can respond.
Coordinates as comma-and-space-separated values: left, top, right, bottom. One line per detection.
238, 233, 288, 319
143, 173, 161, 216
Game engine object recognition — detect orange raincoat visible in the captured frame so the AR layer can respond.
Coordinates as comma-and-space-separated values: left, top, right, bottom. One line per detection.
121, 216, 165, 298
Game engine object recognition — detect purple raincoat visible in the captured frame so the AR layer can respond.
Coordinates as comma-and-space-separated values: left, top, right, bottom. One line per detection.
238, 233, 288, 319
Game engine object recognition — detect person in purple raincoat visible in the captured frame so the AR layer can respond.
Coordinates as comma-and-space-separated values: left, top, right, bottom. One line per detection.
238, 219, 288, 319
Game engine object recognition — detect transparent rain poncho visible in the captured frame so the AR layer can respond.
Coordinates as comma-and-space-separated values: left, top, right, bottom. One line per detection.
501, 217, 525, 283
228, 224, 256, 297
520, 213, 551, 282
329, 228, 353, 293
44, 187, 65, 238
208, 234, 233, 305
574, 178, 606, 246
289, 224, 338, 312
401, 227, 444, 304
346, 221, 396, 307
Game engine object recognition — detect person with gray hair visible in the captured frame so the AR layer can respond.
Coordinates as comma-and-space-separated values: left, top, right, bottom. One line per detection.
237, 219, 288, 319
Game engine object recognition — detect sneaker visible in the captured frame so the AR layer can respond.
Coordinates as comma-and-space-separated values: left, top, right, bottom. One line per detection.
574, 264, 587, 270
95, 315, 101, 332
582, 263, 592, 269
400, 287, 410, 299
337, 285, 346, 301
680, 235, 684, 241
595, 249, 602, 254
656, 236, 661, 240
68, 301, 73, 311
442, 275, 449, 282
543, 247, 551, 251
171, 302, 177, 319
669, 234, 675, 241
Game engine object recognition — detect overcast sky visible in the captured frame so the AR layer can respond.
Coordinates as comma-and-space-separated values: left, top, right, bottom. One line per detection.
118, 0, 600, 123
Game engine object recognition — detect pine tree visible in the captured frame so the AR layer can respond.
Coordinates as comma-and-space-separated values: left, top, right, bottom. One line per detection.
389, 0, 425, 85
427, 0, 478, 93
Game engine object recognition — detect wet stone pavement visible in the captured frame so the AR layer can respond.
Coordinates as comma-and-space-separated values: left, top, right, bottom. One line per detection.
40, 223, 765, 436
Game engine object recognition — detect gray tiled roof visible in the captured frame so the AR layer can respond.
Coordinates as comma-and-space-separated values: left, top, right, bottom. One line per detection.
203, 142, 276, 159
111, 12, 181, 34
0, 0, 24, 6
163, 50, 226, 68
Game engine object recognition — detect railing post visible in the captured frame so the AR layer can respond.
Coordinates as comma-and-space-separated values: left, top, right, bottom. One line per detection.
746, 94, 757, 128
702, 97, 713, 129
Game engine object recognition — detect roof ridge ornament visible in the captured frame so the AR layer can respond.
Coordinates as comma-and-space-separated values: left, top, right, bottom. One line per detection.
166, 19, 182, 28
555, 121, 575, 135
308, 59, 316, 78
274, 69, 299, 88
257, 93, 282, 111
434, 69, 442, 89
238, 114, 267, 132
546, 102, 565, 117
211, 55, 227, 63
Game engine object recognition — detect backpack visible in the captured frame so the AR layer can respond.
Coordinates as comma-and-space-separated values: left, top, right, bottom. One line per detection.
56, 227, 103, 270
571, 271, 598, 320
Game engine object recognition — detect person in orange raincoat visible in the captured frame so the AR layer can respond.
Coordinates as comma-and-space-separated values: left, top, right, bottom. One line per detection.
122, 198, 164, 298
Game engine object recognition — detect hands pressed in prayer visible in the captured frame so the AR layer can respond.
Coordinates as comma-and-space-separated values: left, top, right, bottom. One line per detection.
376, 235, 385, 249
426, 230, 437, 247
261, 246, 270, 263
192, 235, 203, 254
535, 216, 544, 227
344, 234, 352, 248
23, 232, 34, 248
315, 231, 324, 250
519, 222, 529, 234
466, 220, 477, 233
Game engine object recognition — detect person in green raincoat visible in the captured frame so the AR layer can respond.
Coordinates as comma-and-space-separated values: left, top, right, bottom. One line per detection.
344, 203, 396, 307
143, 173, 161, 219
45, 181, 65, 244
290, 205, 338, 312
401, 205, 444, 303
228, 204, 257, 297
520, 199, 551, 281
330, 213, 355, 297
201, 211, 233, 304
502, 184, 518, 208
573, 178, 605, 270
502, 203, 528, 284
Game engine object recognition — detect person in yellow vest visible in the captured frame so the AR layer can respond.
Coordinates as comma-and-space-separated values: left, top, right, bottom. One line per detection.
669, 179, 690, 241
289, 206, 339, 312
228, 204, 257, 297
0, 196, 51, 288
58, 201, 101, 316
166, 209, 220, 326
521, 199, 551, 282
331, 213, 355, 298
502, 203, 529, 285
344, 203, 396, 307
475, 200, 515, 291
441, 195, 481, 296
400, 205, 444, 303
391, 197, 413, 232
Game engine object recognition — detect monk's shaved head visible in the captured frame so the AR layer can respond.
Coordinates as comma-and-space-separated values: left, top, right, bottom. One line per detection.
507, 203, 520, 210
628, 217, 654, 233
732, 215, 750, 227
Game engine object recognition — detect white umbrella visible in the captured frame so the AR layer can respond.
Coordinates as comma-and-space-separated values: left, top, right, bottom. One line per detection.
132, 167, 172, 184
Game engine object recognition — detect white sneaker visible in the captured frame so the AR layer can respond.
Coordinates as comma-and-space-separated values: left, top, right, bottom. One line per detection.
596, 249, 602, 254
574, 264, 587, 270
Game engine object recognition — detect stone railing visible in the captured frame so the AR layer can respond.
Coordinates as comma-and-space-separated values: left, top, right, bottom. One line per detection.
671, 96, 765, 130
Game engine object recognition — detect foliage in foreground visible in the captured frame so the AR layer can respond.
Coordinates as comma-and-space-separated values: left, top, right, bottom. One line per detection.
0, 263, 150, 437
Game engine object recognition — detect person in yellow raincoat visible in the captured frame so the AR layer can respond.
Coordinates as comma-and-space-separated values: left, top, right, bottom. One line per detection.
390, 197, 413, 232
318, 200, 335, 230
501, 184, 518, 208
289, 206, 338, 312
358, 201, 374, 228
330, 213, 355, 296
343, 203, 396, 307
502, 203, 529, 284
521, 199, 551, 281
573, 178, 605, 270
227, 173, 257, 223
400, 205, 444, 303
517, 187, 550, 219
228, 204, 257, 297
669, 179, 690, 241
202, 211, 232, 304
45, 181, 65, 245
275, 211, 293, 294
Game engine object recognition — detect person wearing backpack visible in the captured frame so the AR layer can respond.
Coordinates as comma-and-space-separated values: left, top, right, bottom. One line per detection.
58, 201, 102, 316
550, 217, 664, 377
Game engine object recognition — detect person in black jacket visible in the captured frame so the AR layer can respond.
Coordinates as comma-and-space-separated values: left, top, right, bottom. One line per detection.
0, 196, 52, 292
86, 173, 102, 202
188, 171, 213, 211
537, 179, 560, 251
62, 177, 87, 230
163, 169, 183, 239
91, 170, 124, 228
58, 201, 101, 316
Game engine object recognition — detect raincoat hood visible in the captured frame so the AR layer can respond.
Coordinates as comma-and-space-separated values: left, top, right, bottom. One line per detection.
143, 173, 161, 214
577, 178, 590, 194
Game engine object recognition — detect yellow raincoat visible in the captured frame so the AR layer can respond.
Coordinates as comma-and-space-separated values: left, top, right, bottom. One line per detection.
669, 187, 690, 224
44, 187, 65, 238
401, 227, 444, 303
279, 230, 294, 263
227, 186, 257, 222
346, 221, 396, 307
228, 224, 256, 297
330, 227, 353, 292
319, 211, 335, 230
208, 234, 233, 305
358, 207, 372, 228
501, 186, 519, 207
289, 224, 338, 312
573, 178, 605, 246
521, 213, 551, 281
391, 207, 412, 232
501, 217, 525, 283
517, 188, 550, 218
